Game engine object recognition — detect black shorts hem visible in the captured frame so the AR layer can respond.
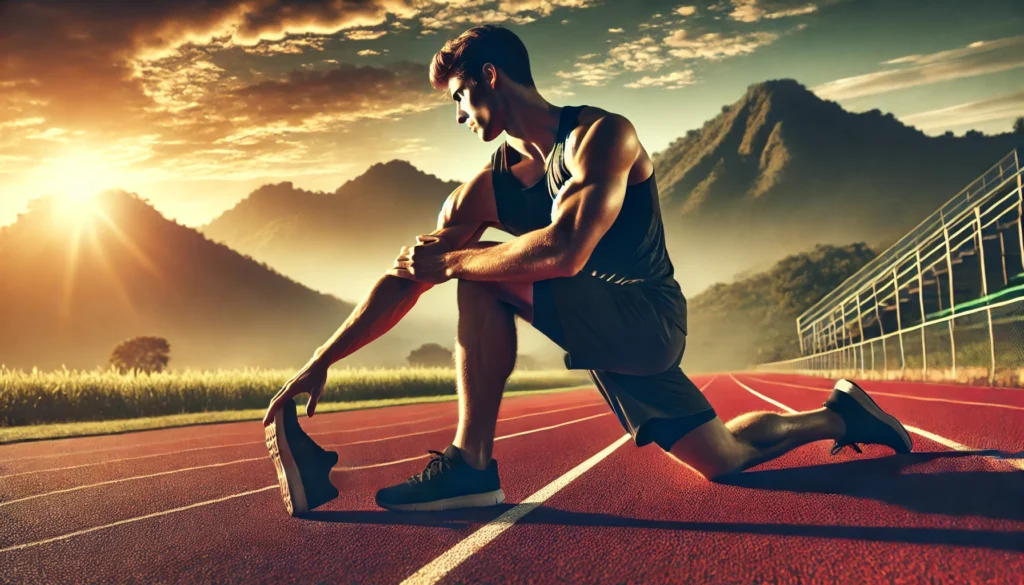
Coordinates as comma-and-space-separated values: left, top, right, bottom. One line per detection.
635, 409, 718, 451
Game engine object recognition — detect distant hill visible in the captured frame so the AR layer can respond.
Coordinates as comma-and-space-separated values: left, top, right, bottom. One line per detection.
198, 81, 1023, 304
0, 190, 404, 371
683, 242, 877, 373
201, 160, 459, 302
653, 79, 1024, 295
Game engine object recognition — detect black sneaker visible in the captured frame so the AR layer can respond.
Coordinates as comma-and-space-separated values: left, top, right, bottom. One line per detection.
824, 379, 913, 456
265, 399, 339, 516
375, 445, 505, 512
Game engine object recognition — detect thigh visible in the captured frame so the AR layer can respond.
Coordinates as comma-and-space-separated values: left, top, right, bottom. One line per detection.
462, 279, 536, 323
533, 274, 685, 376
666, 416, 748, 480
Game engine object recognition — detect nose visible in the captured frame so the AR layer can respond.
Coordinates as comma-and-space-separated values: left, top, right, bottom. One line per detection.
456, 105, 468, 125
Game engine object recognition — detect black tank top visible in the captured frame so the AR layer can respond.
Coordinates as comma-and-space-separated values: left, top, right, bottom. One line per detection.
489, 105, 687, 333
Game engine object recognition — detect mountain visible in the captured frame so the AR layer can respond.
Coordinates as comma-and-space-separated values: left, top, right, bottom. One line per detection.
653, 79, 1024, 294
200, 160, 459, 302
683, 242, 878, 373
0, 190, 411, 371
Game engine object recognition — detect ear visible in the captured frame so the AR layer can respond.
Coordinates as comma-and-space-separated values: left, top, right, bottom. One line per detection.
482, 63, 498, 89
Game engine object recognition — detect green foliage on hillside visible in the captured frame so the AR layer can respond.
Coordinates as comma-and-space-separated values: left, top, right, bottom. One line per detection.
685, 243, 877, 372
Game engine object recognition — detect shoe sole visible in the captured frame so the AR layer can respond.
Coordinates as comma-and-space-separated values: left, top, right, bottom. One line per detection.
835, 379, 913, 453
378, 489, 506, 512
265, 412, 308, 516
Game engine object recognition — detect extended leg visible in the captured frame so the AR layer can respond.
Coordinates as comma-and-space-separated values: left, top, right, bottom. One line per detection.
666, 409, 845, 480
668, 380, 912, 480
452, 279, 534, 470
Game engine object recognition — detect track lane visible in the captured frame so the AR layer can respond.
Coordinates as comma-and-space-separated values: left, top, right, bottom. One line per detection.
0, 394, 630, 584
441, 376, 1024, 584
0, 400, 612, 546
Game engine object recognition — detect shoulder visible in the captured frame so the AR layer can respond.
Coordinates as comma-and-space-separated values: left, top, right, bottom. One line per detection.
565, 107, 640, 175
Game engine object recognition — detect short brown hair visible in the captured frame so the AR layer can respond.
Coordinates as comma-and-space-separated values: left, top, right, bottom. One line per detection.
429, 25, 536, 95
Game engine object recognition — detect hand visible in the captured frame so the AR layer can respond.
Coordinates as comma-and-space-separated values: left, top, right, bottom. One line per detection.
387, 234, 453, 285
262, 360, 329, 426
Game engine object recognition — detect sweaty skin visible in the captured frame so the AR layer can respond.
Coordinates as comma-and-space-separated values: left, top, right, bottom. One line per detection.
262, 63, 653, 426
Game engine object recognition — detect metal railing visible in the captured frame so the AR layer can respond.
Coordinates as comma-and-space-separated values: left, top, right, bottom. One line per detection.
761, 149, 1024, 386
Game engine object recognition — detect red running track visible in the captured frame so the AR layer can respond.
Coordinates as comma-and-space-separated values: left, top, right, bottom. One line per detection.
0, 375, 1021, 584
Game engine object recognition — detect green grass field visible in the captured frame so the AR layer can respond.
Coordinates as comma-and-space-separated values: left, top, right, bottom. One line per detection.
0, 365, 592, 442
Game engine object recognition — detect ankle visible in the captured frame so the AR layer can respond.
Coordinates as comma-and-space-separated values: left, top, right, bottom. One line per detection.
820, 407, 846, 438
453, 445, 491, 471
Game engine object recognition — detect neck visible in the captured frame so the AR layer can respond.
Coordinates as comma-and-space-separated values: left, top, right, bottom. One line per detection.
500, 84, 561, 163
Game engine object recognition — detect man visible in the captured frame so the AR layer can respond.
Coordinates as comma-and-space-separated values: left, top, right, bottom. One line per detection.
262, 24, 912, 516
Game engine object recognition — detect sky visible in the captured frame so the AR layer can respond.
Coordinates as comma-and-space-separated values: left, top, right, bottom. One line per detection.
1, 0, 1022, 229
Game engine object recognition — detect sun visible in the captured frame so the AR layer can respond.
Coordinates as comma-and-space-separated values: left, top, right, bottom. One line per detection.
33, 152, 120, 222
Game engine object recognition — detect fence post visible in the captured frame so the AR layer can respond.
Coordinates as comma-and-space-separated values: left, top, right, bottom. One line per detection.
975, 207, 996, 385
942, 211, 957, 379
856, 293, 865, 374
893, 266, 905, 376
873, 281, 886, 373
916, 249, 927, 377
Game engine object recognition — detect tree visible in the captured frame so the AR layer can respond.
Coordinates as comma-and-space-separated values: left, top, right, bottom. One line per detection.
109, 336, 171, 374
1014, 117, 1024, 135
406, 343, 453, 367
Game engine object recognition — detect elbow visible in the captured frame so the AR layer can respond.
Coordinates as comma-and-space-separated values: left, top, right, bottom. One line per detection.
556, 250, 586, 278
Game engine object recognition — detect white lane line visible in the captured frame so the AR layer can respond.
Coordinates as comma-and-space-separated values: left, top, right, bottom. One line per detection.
335, 412, 612, 471
321, 403, 606, 449
0, 406, 618, 552
399, 434, 632, 585
744, 375, 1024, 412
0, 458, 264, 508
0, 411, 456, 465
0, 391, 596, 464
0, 402, 605, 480
728, 375, 1024, 472
0, 486, 278, 554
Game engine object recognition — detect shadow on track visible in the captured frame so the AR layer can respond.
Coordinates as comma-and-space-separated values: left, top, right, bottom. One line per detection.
717, 450, 1024, 523
306, 450, 1024, 551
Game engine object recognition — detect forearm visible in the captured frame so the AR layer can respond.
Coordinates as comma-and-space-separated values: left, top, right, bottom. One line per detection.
310, 274, 432, 368
445, 228, 573, 282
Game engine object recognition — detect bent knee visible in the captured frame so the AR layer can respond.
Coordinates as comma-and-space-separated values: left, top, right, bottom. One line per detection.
665, 419, 749, 481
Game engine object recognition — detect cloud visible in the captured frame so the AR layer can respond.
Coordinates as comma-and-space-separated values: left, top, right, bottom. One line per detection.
345, 30, 388, 41
675, 6, 698, 16
625, 70, 696, 89
556, 36, 672, 87
609, 28, 625, 33
813, 35, 1024, 100
729, 0, 817, 22
901, 90, 1024, 134
663, 29, 779, 60
357, 49, 383, 56
418, 0, 600, 30
609, 37, 672, 72
237, 36, 329, 56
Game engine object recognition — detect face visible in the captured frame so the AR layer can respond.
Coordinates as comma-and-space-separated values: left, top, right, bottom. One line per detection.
448, 68, 502, 142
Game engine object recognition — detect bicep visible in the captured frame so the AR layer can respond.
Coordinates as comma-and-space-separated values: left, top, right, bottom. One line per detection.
549, 115, 639, 269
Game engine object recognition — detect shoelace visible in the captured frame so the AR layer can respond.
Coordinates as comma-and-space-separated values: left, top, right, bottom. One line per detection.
407, 449, 453, 484
830, 441, 863, 456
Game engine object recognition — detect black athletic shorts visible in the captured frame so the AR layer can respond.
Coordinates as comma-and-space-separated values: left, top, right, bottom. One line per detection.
531, 272, 717, 451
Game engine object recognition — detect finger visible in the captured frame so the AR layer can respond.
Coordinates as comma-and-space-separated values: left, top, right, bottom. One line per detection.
306, 391, 320, 418
262, 399, 279, 426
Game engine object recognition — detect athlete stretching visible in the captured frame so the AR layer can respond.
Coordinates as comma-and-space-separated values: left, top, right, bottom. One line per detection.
262, 25, 911, 516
